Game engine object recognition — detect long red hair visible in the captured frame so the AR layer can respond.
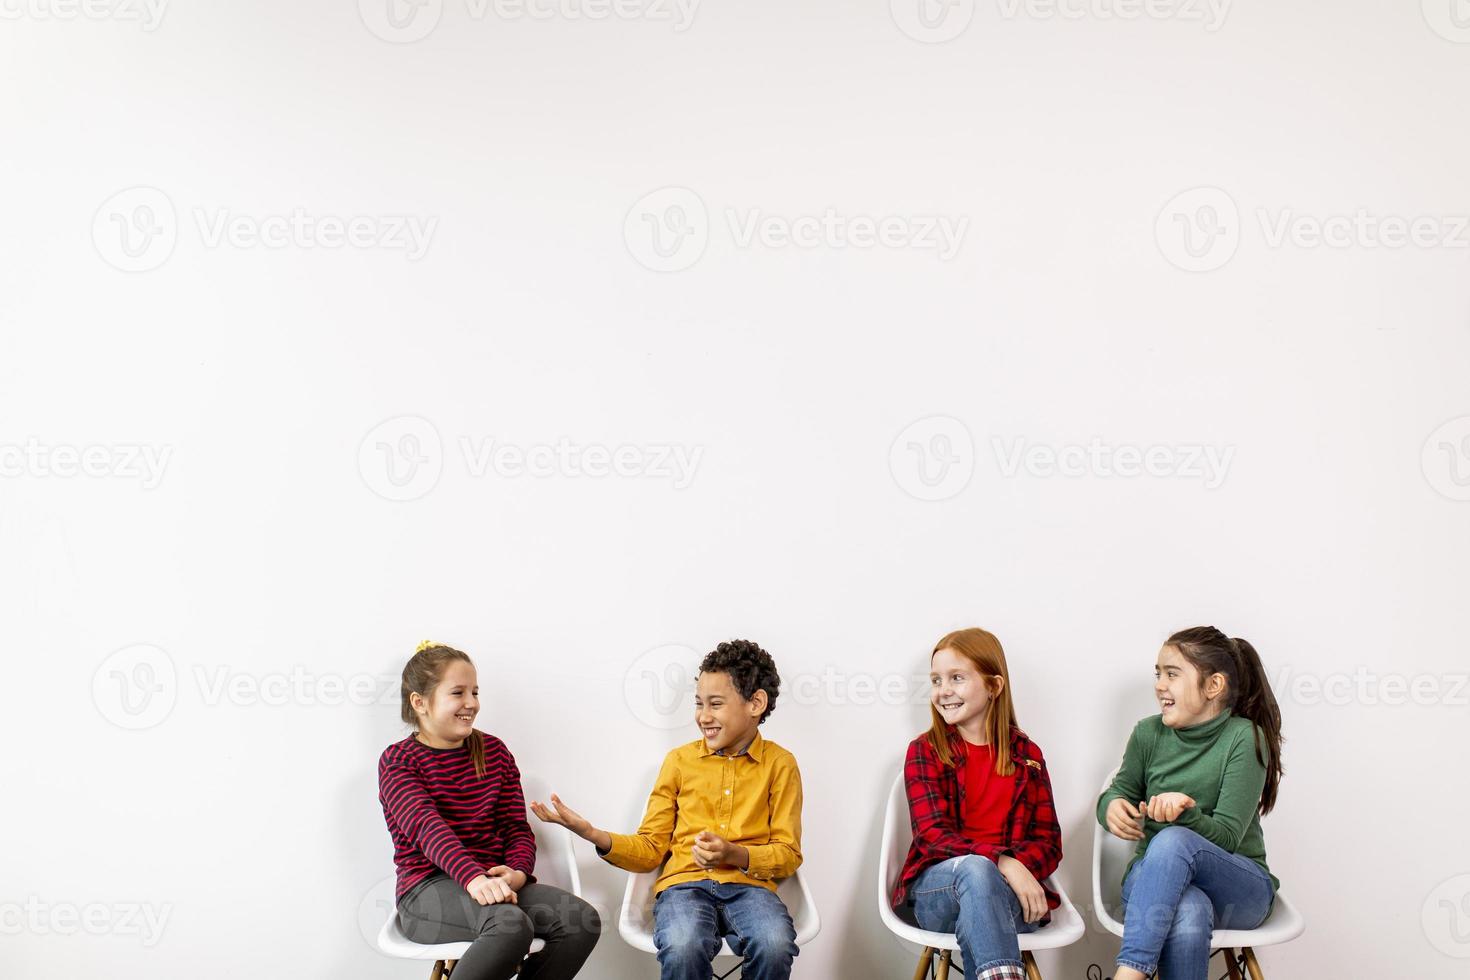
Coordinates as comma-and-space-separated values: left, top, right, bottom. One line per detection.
925, 627, 1018, 775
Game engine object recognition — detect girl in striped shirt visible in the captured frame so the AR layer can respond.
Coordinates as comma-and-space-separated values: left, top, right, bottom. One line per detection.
378, 642, 601, 979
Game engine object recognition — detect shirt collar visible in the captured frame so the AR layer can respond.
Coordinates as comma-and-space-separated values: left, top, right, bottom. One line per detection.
701, 728, 765, 761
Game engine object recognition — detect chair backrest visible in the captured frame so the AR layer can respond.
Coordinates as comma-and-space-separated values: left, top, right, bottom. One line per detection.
522, 773, 580, 896
878, 772, 911, 907
1092, 767, 1138, 920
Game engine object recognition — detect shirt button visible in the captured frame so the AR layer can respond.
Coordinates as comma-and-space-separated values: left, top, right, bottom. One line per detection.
724, 789, 731, 795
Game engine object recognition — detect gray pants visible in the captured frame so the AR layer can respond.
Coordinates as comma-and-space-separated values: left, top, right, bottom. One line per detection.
400, 875, 601, 980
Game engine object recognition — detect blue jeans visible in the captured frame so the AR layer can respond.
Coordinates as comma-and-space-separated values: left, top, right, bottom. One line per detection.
653, 880, 798, 980
908, 856, 1038, 980
1118, 826, 1274, 980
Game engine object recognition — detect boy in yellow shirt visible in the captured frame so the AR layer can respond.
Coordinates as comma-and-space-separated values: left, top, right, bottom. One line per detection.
533, 639, 803, 980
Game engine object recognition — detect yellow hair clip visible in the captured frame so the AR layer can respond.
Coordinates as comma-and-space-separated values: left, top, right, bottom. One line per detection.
416, 639, 439, 654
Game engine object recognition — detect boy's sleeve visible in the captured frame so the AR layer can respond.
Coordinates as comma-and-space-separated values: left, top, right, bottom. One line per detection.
1096, 720, 1149, 827
742, 753, 803, 881
1174, 727, 1267, 852
600, 752, 679, 874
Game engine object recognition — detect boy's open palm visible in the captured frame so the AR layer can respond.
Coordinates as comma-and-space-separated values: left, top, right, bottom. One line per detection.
529, 793, 592, 836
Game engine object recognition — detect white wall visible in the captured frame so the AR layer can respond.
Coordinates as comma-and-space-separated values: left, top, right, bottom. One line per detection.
4, 1, 1469, 977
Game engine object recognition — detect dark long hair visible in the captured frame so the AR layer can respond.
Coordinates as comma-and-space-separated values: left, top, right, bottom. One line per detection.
400, 641, 485, 778
1167, 626, 1283, 814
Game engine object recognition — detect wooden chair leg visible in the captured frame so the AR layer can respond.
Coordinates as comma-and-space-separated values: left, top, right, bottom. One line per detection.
1242, 948, 1265, 980
444, 960, 457, 978
1023, 950, 1042, 980
1222, 947, 1243, 980
428, 961, 444, 980
935, 949, 953, 980
912, 947, 935, 980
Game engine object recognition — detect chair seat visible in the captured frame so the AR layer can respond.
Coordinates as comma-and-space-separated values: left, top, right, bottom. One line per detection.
379, 912, 546, 959
880, 892, 1087, 953
618, 872, 822, 957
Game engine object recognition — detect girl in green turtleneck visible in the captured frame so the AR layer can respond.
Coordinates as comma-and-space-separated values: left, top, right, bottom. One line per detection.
1097, 626, 1285, 980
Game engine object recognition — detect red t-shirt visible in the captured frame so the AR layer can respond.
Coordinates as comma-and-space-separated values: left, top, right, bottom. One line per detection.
960, 743, 1016, 847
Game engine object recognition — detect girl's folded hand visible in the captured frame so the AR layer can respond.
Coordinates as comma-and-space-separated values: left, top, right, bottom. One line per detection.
1142, 793, 1196, 824
1105, 797, 1145, 841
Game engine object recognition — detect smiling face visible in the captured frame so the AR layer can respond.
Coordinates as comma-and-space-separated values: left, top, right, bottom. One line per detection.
413, 659, 479, 747
695, 670, 765, 754
1155, 643, 1225, 728
930, 646, 999, 736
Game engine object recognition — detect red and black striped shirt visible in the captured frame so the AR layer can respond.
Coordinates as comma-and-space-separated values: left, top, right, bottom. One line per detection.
378, 731, 538, 902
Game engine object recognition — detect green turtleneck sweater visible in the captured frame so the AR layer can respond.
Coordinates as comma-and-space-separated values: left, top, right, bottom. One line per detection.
1096, 709, 1278, 891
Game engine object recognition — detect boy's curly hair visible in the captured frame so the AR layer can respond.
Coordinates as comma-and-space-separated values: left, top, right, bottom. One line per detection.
698, 639, 781, 724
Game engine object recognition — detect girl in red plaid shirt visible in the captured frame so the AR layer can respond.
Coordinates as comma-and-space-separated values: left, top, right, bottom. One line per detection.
893, 628, 1064, 980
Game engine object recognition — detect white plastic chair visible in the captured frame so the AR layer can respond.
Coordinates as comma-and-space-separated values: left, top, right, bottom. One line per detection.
1091, 768, 1305, 980
377, 796, 584, 979
878, 773, 1085, 980
618, 859, 821, 979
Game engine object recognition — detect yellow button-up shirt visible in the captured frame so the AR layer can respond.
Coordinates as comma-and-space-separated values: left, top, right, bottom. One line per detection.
600, 731, 803, 895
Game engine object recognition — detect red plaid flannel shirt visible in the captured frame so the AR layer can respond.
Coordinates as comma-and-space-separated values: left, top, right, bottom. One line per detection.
894, 726, 1063, 910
